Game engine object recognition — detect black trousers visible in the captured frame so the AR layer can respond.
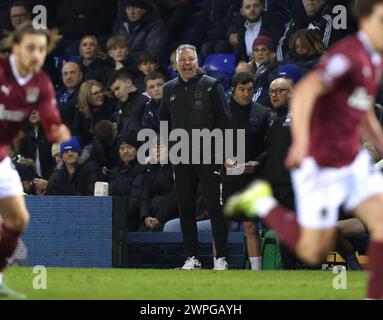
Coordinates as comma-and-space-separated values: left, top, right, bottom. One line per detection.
174, 164, 228, 258
275, 189, 302, 269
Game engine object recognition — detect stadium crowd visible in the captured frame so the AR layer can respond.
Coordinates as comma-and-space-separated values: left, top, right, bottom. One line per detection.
1, 0, 381, 269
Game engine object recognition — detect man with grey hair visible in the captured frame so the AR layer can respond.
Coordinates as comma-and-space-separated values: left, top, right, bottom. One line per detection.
159, 44, 231, 270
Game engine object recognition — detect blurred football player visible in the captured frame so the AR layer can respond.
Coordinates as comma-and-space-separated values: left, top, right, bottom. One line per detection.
0, 22, 70, 299
226, 0, 383, 299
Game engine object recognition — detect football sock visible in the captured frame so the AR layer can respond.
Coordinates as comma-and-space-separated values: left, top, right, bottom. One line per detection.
252, 196, 277, 218
249, 256, 262, 270
345, 253, 362, 271
366, 241, 383, 299
0, 224, 21, 272
263, 205, 300, 252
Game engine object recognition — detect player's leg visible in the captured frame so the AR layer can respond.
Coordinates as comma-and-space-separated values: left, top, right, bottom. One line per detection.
243, 221, 262, 270
335, 218, 366, 270
0, 195, 29, 299
343, 150, 383, 299
353, 193, 383, 299
0, 157, 29, 299
296, 227, 337, 265
225, 157, 344, 266
0, 196, 30, 269
225, 181, 301, 254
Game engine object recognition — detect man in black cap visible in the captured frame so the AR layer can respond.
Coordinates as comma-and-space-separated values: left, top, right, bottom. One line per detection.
114, 0, 168, 65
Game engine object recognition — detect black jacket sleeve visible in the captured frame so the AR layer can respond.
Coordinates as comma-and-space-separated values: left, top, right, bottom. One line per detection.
139, 171, 152, 222
127, 173, 145, 231
210, 82, 232, 130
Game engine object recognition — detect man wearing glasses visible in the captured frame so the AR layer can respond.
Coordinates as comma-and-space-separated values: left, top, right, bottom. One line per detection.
1, 1, 31, 41
9, 2, 31, 29
259, 77, 299, 268
264, 77, 294, 204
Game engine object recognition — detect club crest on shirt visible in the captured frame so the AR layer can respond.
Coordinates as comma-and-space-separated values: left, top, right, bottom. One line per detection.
283, 113, 292, 126
1, 85, 10, 96
348, 87, 373, 111
194, 90, 203, 99
362, 66, 372, 78
26, 87, 40, 103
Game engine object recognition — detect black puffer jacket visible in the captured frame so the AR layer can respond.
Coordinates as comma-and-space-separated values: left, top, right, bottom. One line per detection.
114, 13, 168, 63
110, 159, 147, 231
19, 123, 56, 180
46, 155, 104, 196
76, 57, 115, 88
117, 91, 149, 135
140, 164, 178, 225
259, 104, 292, 199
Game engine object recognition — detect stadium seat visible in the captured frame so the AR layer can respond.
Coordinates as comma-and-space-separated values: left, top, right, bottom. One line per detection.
168, 65, 178, 79
203, 54, 236, 90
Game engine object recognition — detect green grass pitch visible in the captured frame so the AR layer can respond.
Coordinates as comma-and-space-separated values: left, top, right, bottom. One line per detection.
2, 267, 366, 300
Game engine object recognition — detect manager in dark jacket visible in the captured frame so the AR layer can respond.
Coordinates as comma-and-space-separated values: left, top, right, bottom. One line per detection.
159, 44, 231, 270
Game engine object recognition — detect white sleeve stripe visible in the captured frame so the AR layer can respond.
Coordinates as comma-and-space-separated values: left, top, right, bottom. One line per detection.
277, 21, 292, 62
318, 53, 352, 87
322, 15, 333, 48
316, 70, 333, 88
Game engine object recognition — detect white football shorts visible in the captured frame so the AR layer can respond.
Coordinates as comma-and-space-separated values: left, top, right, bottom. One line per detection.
291, 149, 383, 229
0, 157, 23, 199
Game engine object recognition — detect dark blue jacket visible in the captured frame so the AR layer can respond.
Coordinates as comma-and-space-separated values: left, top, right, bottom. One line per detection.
115, 13, 168, 63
